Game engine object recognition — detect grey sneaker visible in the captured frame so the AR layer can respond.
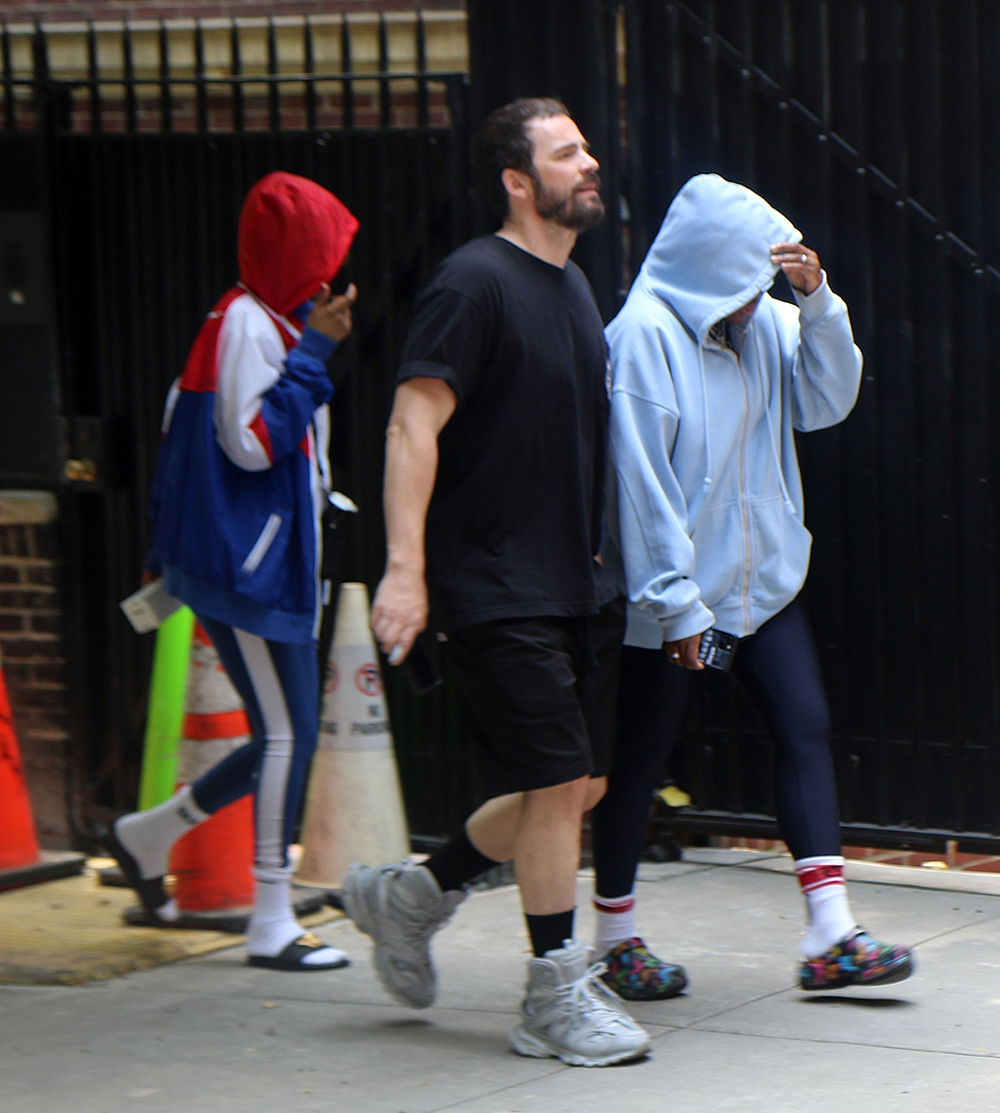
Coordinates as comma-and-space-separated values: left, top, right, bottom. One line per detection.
341, 861, 465, 1008
510, 939, 651, 1067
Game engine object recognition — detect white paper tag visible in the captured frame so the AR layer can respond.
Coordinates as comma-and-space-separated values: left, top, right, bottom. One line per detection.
119, 578, 183, 633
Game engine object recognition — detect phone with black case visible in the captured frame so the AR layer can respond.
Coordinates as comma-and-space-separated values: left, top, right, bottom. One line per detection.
698, 628, 738, 671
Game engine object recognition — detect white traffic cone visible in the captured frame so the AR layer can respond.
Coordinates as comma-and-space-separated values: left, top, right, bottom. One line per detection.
295, 582, 410, 887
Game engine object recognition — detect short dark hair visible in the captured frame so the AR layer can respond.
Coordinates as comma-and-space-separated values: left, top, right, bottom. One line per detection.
471, 97, 570, 218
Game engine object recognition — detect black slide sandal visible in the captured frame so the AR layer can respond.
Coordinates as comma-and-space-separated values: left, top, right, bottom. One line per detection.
100, 823, 173, 925
247, 932, 350, 971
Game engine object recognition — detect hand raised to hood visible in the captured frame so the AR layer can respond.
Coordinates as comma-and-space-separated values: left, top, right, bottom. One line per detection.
770, 243, 821, 295
307, 282, 358, 343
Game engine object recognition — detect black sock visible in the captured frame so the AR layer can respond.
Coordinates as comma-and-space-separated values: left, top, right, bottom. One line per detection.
526, 909, 575, 958
424, 825, 501, 893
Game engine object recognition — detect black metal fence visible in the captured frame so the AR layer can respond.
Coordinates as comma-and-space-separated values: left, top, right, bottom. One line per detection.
467, 0, 1000, 851
0, 13, 477, 839
5, 2, 1000, 851
621, 0, 1000, 850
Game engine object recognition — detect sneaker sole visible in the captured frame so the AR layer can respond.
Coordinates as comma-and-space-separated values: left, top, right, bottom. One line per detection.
341, 866, 435, 1010
510, 1025, 651, 1067
800, 953, 915, 992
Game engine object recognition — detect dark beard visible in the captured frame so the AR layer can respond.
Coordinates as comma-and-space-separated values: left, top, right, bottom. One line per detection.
533, 176, 606, 232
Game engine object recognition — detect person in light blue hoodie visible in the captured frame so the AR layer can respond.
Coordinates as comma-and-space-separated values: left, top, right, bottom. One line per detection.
590, 174, 914, 996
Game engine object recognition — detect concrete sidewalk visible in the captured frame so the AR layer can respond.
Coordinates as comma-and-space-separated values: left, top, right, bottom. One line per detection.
3, 848, 1000, 1113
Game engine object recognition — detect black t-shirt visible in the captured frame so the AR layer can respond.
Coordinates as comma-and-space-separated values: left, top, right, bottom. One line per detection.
397, 234, 611, 632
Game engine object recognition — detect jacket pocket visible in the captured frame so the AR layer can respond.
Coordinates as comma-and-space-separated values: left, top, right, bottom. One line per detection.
750, 497, 812, 600
241, 513, 283, 575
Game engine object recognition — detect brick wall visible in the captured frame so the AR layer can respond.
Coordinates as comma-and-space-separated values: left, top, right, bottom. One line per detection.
0, 0, 462, 22
0, 492, 73, 849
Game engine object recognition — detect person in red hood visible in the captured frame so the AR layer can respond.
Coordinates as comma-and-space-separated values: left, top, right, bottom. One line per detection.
105, 172, 360, 972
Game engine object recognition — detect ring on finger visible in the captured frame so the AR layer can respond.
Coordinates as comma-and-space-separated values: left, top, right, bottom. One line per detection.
800, 253, 808, 263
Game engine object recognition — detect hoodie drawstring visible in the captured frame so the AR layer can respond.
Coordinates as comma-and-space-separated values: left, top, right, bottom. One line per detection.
751, 326, 797, 514
699, 343, 713, 492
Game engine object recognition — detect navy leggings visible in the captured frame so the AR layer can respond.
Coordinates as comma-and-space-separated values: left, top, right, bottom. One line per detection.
591, 598, 841, 899
187, 616, 319, 872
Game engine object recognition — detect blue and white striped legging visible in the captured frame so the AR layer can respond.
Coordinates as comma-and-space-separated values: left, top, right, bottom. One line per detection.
186, 616, 319, 872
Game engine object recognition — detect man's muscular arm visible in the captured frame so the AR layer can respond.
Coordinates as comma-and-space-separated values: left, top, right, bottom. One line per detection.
371, 376, 457, 663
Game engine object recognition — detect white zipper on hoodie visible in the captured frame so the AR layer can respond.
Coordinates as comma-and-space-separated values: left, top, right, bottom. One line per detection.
736, 355, 754, 633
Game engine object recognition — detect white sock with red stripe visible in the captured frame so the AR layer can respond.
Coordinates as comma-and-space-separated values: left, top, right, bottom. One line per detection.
592, 892, 637, 953
795, 856, 856, 959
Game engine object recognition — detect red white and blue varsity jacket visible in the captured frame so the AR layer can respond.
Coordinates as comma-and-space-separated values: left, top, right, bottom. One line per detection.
148, 172, 358, 644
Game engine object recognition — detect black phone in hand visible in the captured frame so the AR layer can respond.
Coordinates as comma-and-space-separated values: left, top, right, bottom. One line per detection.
698, 628, 738, 671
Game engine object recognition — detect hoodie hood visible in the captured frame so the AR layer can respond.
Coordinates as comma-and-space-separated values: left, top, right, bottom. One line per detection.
639, 174, 800, 345
238, 171, 359, 318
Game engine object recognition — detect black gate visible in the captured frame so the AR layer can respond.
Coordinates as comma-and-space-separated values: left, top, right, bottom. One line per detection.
621, 0, 1000, 850
6, 3, 1000, 852
1, 14, 476, 840
468, 0, 1000, 851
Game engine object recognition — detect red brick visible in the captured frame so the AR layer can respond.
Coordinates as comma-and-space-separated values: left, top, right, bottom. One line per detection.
7, 686, 66, 709
0, 636, 60, 660
2, 662, 31, 685
0, 526, 30, 558
29, 612, 62, 635
0, 589, 57, 609
961, 859, 1000, 874
31, 663, 66, 685
0, 613, 24, 632
16, 709, 69, 734
24, 564, 58, 587
946, 850, 991, 868
0, 524, 57, 560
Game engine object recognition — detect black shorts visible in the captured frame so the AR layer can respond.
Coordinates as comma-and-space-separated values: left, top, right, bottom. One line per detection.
442, 596, 625, 798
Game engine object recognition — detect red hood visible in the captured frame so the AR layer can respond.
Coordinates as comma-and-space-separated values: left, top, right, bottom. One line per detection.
238, 171, 359, 318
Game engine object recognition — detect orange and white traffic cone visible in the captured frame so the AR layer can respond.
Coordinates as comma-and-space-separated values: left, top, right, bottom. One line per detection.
0, 655, 40, 873
296, 582, 410, 888
167, 624, 256, 919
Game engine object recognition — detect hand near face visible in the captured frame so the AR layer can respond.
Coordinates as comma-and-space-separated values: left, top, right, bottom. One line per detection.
307, 282, 358, 343
770, 243, 821, 295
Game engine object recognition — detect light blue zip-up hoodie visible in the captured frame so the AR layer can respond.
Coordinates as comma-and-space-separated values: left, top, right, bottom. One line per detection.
604, 174, 863, 648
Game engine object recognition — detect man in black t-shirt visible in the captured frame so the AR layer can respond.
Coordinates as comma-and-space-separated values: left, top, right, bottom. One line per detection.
400, 232, 611, 633
341, 98, 649, 1068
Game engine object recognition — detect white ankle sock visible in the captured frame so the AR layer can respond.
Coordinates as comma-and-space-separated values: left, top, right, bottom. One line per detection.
795, 856, 856, 959
592, 892, 637, 952
114, 785, 209, 881
246, 867, 346, 965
